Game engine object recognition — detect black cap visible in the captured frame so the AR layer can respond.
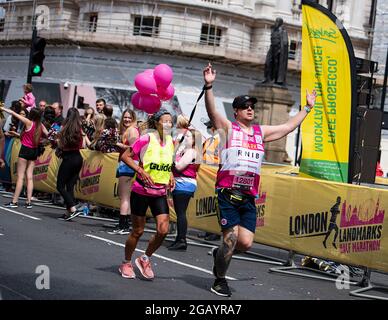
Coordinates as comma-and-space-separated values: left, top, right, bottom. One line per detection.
204, 119, 214, 128
232, 95, 258, 109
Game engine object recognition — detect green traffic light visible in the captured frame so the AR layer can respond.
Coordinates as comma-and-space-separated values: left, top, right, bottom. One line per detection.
32, 65, 42, 74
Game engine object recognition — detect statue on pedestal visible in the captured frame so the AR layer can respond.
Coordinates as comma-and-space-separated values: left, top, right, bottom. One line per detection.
262, 18, 289, 86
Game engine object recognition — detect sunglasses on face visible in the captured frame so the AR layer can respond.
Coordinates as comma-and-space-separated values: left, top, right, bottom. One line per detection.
238, 104, 255, 110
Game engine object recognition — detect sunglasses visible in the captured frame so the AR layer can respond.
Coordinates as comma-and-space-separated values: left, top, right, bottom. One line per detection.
238, 104, 255, 110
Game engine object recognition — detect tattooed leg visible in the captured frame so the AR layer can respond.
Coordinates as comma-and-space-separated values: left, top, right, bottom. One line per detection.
215, 227, 238, 278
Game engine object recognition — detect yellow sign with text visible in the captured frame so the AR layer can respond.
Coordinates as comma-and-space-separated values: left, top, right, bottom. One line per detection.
300, 1, 354, 182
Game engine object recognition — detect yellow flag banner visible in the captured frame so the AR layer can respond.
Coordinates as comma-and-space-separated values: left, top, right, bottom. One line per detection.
300, 0, 356, 183
8, 142, 388, 273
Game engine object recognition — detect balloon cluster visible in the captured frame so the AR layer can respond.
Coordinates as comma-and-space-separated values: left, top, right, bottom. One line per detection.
131, 64, 175, 114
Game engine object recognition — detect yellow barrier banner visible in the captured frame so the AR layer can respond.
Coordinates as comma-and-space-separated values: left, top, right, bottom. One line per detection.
300, 0, 356, 183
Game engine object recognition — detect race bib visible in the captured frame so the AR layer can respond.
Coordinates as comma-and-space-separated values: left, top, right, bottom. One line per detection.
232, 175, 254, 190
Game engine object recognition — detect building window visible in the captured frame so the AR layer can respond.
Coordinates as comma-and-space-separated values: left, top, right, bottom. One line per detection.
0, 18, 4, 32
289, 40, 297, 60
17, 16, 23, 31
200, 24, 222, 46
87, 12, 98, 32
133, 16, 161, 37
24, 15, 32, 30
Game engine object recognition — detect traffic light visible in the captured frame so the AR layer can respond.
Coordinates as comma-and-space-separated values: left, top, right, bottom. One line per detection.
30, 36, 46, 77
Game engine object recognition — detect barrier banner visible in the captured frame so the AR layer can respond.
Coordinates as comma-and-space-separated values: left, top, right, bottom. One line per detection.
300, 0, 356, 183
254, 173, 388, 272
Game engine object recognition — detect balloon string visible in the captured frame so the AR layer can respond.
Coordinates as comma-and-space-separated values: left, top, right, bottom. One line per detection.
178, 87, 206, 145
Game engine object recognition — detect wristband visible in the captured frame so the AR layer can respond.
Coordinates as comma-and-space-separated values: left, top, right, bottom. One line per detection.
304, 105, 312, 113
203, 84, 213, 91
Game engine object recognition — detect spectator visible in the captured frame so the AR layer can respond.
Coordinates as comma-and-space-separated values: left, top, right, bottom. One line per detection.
3, 100, 22, 133
81, 106, 96, 141
87, 113, 106, 150
20, 83, 36, 111
202, 119, 220, 166
103, 104, 113, 118
109, 109, 139, 235
5, 108, 29, 139
38, 100, 47, 112
1, 107, 48, 209
56, 108, 85, 221
168, 127, 201, 251
51, 102, 64, 126
93, 117, 119, 153
96, 98, 106, 114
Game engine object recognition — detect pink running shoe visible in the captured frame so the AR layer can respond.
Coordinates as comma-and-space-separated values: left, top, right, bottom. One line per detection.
119, 262, 135, 279
135, 256, 154, 280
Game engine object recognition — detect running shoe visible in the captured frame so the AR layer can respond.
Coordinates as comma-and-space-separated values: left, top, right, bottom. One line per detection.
108, 227, 130, 235
135, 256, 154, 280
211, 278, 231, 297
4, 202, 18, 208
119, 262, 136, 279
167, 239, 187, 251
24, 202, 33, 209
65, 210, 82, 221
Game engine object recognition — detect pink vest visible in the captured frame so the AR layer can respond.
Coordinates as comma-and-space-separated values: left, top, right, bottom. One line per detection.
173, 152, 198, 179
216, 122, 264, 197
21, 122, 40, 148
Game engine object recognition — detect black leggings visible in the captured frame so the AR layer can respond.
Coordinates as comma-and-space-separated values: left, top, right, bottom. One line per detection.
172, 193, 193, 241
56, 151, 83, 210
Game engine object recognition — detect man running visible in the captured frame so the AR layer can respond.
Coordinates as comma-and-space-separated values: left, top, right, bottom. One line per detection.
203, 63, 317, 297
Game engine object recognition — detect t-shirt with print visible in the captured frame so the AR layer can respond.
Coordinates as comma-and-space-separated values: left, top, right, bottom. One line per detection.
131, 134, 169, 197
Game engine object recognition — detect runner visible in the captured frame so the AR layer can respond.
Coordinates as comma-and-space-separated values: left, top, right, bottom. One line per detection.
118, 109, 175, 280
202, 63, 316, 297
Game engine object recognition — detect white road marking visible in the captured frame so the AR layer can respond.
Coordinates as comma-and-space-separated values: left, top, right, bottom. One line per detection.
85, 234, 237, 281
0, 206, 41, 220
0, 284, 32, 300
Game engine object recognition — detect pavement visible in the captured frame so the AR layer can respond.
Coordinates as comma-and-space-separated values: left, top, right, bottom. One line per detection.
1, 192, 387, 301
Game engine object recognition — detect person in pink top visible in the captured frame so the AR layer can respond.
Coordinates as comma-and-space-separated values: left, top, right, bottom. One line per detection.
0, 107, 48, 209
118, 109, 175, 281
203, 63, 317, 297
20, 83, 36, 111
168, 119, 201, 251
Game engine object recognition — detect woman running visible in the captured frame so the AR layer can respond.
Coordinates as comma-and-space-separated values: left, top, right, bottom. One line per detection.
119, 109, 175, 280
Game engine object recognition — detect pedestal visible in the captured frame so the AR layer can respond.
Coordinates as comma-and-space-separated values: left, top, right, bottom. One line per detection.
249, 84, 295, 164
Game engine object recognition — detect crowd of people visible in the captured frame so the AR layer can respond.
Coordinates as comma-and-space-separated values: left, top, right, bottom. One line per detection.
0, 65, 317, 297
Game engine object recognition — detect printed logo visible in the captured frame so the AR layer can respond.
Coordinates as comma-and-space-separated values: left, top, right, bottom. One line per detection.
195, 196, 218, 218
220, 218, 228, 226
149, 163, 172, 172
77, 161, 103, 195
255, 187, 267, 228
33, 150, 52, 181
289, 196, 385, 254
305, 24, 338, 44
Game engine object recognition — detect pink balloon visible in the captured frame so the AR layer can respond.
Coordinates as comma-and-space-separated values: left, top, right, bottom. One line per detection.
134, 72, 157, 95
131, 92, 141, 109
153, 64, 173, 88
157, 84, 175, 101
139, 94, 161, 114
